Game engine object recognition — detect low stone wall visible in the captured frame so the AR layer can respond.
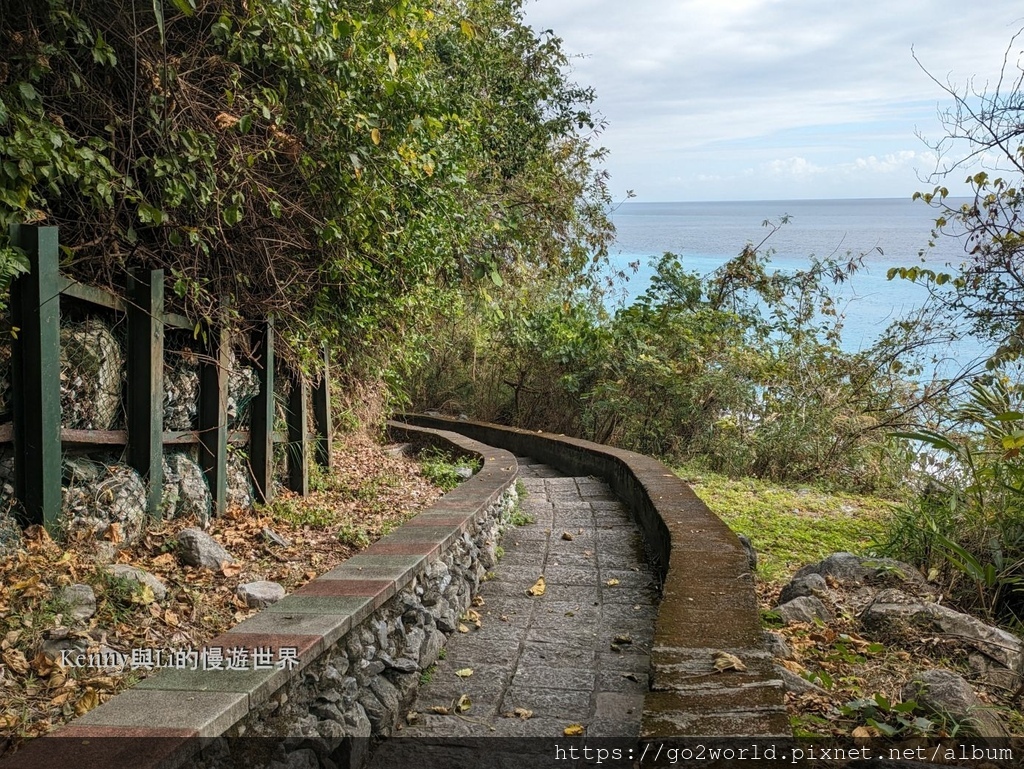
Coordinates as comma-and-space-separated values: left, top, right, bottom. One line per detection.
395, 414, 789, 741
2, 424, 518, 769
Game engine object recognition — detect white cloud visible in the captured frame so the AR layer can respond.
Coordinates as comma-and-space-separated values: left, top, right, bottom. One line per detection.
521, 0, 1024, 200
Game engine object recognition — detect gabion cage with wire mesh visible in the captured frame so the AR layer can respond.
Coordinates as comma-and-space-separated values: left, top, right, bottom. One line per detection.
162, 449, 212, 527
60, 455, 145, 541
59, 316, 126, 430
164, 331, 201, 431
0, 450, 20, 555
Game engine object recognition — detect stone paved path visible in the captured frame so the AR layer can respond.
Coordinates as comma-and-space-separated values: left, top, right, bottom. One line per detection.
380, 456, 659, 750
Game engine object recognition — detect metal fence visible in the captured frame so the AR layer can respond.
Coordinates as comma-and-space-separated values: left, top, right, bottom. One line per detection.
3, 224, 333, 533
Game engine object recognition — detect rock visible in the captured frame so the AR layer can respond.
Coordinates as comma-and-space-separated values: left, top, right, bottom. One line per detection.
454, 466, 473, 481
862, 589, 1024, 673
263, 527, 292, 548
225, 451, 254, 510
383, 444, 411, 458
177, 527, 236, 570
0, 510, 22, 556
164, 357, 199, 430
902, 668, 1010, 738
776, 596, 833, 625
773, 664, 827, 695
57, 584, 96, 622
763, 630, 793, 660
968, 652, 1021, 689
795, 552, 933, 593
737, 534, 757, 571
106, 564, 167, 602
59, 320, 123, 430
236, 580, 286, 608
368, 676, 400, 731
779, 573, 828, 605
379, 653, 418, 674
418, 629, 445, 669
227, 354, 260, 428
162, 453, 212, 526
92, 541, 118, 563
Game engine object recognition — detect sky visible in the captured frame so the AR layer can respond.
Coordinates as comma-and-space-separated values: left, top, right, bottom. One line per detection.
520, 0, 1024, 202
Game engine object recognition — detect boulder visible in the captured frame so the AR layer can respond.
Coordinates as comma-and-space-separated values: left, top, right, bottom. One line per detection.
106, 564, 166, 602
794, 552, 933, 594
773, 664, 827, 695
236, 580, 285, 608
902, 668, 1010, 738
862, 589, 1024, 673
763, 630, 793, 660
177, 527, 236, 570
737, 534, 758, 571
778, 573, 828, 605
57, 584, 96, 622
776, 596, 833, 625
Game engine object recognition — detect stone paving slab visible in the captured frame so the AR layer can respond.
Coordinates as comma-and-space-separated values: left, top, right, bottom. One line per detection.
385, 459, 659, 752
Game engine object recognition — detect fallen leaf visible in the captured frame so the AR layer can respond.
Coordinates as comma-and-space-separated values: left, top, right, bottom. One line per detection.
605, 578, 619, 587
457, 623, 470, 633
780, 659, 805, 674
613, 634, 633, 645
712, 651, 746, 672
526, 576, 546, 597
503, 707, 534, 720
3, 649, 29, 675
852, 725, 876, 739
455, 668, 473, 678
455, 694, 471, 713
74, 688, 100, 716
471, 595, 485, 607
163, 610, 180, 627
221, 562, 242, 578
561, 531, 573, 541
563, 724, 585, 736
429, 706, 450, 715
406, 711, 420, 724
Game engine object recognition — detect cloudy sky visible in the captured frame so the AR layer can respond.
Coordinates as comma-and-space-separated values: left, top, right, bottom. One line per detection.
520, 0, 1024, 202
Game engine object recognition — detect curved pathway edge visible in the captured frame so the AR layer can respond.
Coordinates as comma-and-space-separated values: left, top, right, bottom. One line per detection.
395, 414, 790, 740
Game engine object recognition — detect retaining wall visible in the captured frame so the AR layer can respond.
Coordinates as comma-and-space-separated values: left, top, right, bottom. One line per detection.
2, 424, 517, 769
395, 414, 790, 741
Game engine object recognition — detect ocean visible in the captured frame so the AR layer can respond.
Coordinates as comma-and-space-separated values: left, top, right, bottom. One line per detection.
607, 197, 988, 377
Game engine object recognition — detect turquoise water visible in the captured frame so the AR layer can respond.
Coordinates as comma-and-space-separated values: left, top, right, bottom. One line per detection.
607, 198, 988, 378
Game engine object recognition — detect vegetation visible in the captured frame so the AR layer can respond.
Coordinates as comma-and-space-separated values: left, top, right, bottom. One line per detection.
414, 445, 480, 491
0, 0, 612, 376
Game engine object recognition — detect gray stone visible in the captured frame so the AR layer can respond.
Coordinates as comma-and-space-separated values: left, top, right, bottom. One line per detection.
357, 690, 387, 731
59, 320, 123, 431
60, 460, 146, 542
737, 533, 757, 571
368, 676, 401, 730
379, 654, 418, 674
454, 466, 474, 481
177, 527, 236, 570
263, 527, 292, 548
776, 596, 833, 625
162, 453, 211, 527
763, 630, 793, 660
419, 629, 445, 668
779, 573, 828, 605
236, 580, 286, 608
862, 589, 1024, 672
773, 664, 827, 695
56, 584, 96, 622
225, 450, 254, 510
106, 564, 167, 602
902, 668, 1010, 738
0, 511, 22, 556
92, 541, 118, 563
795, 552, 932, 593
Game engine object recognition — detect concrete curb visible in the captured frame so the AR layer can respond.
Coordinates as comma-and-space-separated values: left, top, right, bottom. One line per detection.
394, 414, 790, 740
2, 424, 517, 768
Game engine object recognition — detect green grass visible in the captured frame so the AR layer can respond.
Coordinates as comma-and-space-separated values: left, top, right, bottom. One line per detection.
417, 446, 481, 491
676, 466, 896, 584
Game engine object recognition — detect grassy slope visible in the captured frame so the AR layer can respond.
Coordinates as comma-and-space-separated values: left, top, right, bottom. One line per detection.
675, 466, 897, 584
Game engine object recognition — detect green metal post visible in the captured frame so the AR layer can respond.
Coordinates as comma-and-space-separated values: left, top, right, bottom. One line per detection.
127, 268, 164, 518
287, 374, 309, 496
311, 348, 332, 469
9, 224, 62, 530
199, 326, 229, 516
